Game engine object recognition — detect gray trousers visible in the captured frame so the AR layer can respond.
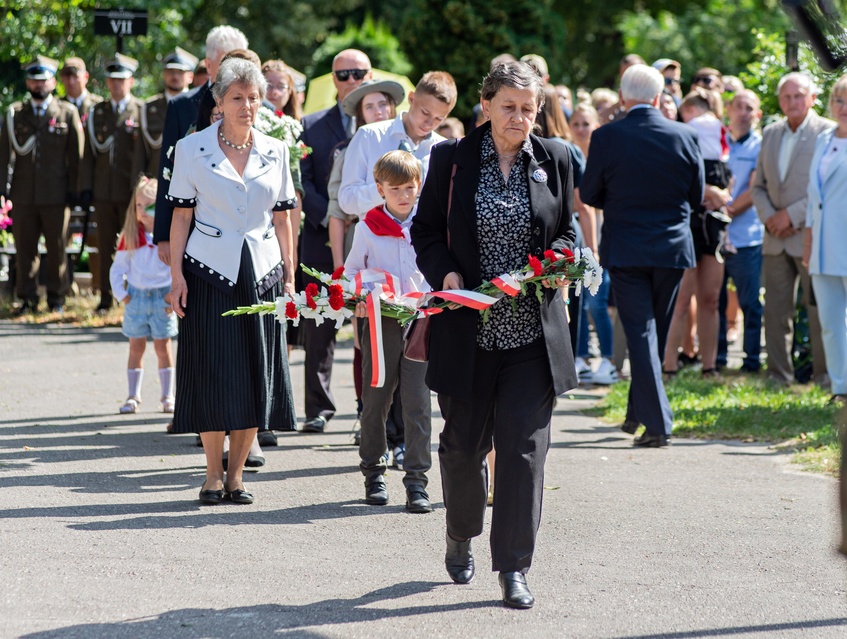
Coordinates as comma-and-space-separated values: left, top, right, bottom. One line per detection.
359, 317, 431, 489
763, 253, 827, 383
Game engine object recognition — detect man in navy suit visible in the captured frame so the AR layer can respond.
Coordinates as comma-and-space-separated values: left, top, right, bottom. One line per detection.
298, 49, 372, 433
580, 64, 704, 447
153, 25, 248, 258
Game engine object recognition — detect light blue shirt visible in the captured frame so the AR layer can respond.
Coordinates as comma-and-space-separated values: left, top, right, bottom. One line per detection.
727, 131, 764, 248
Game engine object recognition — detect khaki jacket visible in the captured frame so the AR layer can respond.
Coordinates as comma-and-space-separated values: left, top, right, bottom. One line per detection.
0, 97, 83, 206
139, 93, 168, 176
751, 111, 835, 257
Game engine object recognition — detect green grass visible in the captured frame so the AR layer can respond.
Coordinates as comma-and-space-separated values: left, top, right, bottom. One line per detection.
0, 292, 124, 327
586, 367, 843, 476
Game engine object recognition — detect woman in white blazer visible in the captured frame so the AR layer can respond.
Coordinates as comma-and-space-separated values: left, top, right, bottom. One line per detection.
167, 58, 298, 504
804, 75, 847, 404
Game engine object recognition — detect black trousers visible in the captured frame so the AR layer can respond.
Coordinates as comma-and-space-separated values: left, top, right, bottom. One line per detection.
301, 264, 337, 420
437, 339, 554, 574
609, 266, 683, 436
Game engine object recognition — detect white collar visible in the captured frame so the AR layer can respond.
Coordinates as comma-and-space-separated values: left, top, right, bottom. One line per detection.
32, 94, 53, 111
785, 110, 813, 136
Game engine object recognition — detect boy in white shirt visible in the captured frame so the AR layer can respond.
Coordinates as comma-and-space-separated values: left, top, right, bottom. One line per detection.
338, 71, 457, 218
344, 151, 433, 512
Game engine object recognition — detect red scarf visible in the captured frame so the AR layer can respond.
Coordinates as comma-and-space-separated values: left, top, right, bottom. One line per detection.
363, 205, 404, 238
117, 223, 149, 250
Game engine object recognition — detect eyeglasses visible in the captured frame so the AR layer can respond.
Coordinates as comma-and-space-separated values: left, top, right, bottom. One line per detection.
664, 77, 680, 86
268, 83, 290, 92
334, 68, 369, 82
834, 97, 847, 109
693, 76, 717, 86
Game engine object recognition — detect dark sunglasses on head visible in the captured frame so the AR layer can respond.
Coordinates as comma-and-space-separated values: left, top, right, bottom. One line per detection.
334, 68, 369, 82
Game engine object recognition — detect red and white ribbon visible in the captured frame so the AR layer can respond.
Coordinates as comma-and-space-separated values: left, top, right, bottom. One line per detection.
367, 283, 386, 388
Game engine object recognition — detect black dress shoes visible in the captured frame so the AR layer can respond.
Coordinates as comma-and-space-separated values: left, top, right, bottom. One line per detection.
633, 432, 670, 448
405, 486, 432, 513
224, 485, 254, 504
620, 419, 640, 435
12, 299, 39, 316
301, 415, 327, 433
365, 476, 388, 505
198, 487, 224, 505
257, 430, 278, 447
499, 571, 534, 609
445, 534, 474, 584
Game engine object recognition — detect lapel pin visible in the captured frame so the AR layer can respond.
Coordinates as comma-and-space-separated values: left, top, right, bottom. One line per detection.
531, 168, 547, 183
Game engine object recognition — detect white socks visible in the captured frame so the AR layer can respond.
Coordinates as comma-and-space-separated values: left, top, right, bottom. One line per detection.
159, 367, 175, 401
127, 368, 143, 399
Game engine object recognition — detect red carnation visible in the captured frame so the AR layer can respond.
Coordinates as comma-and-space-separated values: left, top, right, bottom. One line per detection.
285, 301, 298, 319
562, 247, 575, 263
528, 254, 544, 277
543, 250, 559, 263
305, 282, 319, 310
328, 284, 345, 311
331, 266, 345, 280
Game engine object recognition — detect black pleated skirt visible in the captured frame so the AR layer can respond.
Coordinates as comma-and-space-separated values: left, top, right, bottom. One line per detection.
172, 244, 296, 433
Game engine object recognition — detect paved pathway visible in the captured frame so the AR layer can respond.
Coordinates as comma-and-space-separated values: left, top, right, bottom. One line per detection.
1, 321, 845, 638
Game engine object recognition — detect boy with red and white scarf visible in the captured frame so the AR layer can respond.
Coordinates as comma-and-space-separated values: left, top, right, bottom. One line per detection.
344, 150, 433, 513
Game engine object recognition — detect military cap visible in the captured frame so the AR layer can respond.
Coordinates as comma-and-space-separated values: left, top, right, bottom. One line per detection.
105, 53, 138, 79
163, 47, 199, 72
23, 55, 59, 80
60, 57, 87, 75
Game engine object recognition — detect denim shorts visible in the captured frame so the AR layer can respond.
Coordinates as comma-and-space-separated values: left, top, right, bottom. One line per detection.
122, 284, 178, 339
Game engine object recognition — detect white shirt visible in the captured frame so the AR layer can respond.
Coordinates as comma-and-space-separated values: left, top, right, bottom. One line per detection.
109, 230, 172, 302
338, 113, 444, 217
686, 112, 725, 161
343, 206, 430, 296
111, 95, 131, 114
166, 120, 297, 291
32, 94, 53, 115
779, 110, 813, 181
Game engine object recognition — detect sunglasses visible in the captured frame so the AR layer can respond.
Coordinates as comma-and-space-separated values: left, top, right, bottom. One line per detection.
334, 68, 369, 82
664, 77, 680, 86
693, 76, 717, 86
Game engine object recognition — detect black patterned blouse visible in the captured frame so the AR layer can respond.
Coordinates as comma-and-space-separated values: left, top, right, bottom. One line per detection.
476, 130, 543, 350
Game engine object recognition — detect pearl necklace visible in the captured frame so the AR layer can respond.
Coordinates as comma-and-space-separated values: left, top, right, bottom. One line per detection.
219, 128, 252, 150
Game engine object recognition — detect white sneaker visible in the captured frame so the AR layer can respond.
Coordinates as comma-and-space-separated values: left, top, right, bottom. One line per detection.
591, 358, 619, 385
575, 357, 592, 383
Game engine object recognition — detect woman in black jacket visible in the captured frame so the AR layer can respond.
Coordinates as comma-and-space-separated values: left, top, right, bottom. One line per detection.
411, 61, 577, 609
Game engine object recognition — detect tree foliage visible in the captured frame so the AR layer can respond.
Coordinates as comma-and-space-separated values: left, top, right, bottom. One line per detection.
618, 0, 790, 87
398, 0, 567, 119
309, 14, 412, 78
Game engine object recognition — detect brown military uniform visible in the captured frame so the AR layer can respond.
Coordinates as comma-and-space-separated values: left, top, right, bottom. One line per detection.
0, 97, 83, 305
63, 91, 103, 126
78, 95, 149, 307
139, 93, 167, 176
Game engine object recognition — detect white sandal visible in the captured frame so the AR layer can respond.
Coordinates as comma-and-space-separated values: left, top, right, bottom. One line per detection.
161, 397, 175, 413
119, 397, 140, 414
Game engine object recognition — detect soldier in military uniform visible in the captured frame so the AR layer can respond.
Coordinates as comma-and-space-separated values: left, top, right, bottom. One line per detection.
139, 47, 197, 176
78, 53, 149, 312
0, 56, 83, 314
59, 57, 103, 123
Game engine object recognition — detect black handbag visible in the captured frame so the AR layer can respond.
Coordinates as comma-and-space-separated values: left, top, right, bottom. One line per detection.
403, 161, 457, 362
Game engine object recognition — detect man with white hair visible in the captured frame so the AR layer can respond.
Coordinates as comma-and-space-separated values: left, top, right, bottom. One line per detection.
751, 72, 834, 386
581, 64, 704, 448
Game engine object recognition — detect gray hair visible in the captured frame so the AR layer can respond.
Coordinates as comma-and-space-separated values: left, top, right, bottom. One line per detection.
212, 58, 266, 103
205, 25, 248, 63
620, 64, 663, 104
777, 72, 816, 95
480, 61, 545, 110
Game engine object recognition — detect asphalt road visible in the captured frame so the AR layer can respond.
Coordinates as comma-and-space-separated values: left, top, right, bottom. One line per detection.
1, 321, 845, 638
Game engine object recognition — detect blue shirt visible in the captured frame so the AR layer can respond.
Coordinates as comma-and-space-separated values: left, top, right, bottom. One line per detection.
727, 131, 764, 248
